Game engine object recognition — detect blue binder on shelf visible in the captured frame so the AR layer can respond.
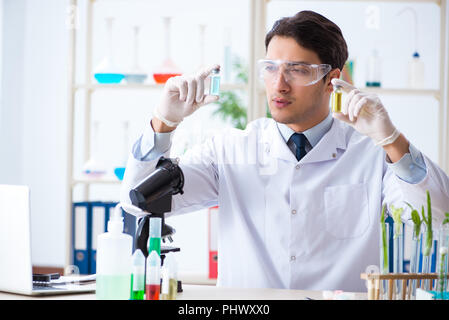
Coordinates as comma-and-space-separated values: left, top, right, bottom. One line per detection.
89, 202, 108, 274
72, 202, 92, 275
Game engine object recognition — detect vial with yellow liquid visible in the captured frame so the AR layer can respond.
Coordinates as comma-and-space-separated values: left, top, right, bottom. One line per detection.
332, 85, 342, 113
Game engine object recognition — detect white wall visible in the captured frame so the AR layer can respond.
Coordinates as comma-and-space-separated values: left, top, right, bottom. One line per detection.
1, 0, 68, 266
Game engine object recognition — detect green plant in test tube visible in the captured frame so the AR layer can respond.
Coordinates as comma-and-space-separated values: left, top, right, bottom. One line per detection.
421, 191, 433, 257
380, 204, 389, 274
390, 204, 404, 299
390, 205, 404, 239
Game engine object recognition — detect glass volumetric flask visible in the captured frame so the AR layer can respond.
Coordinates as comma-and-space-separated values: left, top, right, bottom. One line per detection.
153, 17, 182, 84
124, 25, 148, 84
94, 17, 125, 84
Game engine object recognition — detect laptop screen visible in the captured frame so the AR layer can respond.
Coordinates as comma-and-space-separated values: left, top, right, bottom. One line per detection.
0, 185, 33, 294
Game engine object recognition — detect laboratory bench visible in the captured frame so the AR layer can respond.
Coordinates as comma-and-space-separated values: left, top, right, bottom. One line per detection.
0, 284, 366, 300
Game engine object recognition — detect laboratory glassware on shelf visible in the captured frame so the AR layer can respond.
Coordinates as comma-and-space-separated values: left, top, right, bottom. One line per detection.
397, 7, 425, 88
366, 49, 381, 87
113, 120, 130, 181
152, 17, 182, 84
94, 17, 125, 84
82, 121, 107, 178
124, 25, 148, 84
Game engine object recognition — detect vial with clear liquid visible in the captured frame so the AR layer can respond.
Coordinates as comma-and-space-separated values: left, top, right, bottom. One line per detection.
209, 68, 221, 96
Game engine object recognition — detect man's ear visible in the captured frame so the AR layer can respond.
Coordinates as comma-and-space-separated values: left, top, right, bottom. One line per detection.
326, 69, 341, 93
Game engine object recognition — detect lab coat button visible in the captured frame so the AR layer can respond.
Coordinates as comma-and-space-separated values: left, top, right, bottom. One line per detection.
295, 164, 300, 170
291, 209, 297, 215
290, 256, 296, 261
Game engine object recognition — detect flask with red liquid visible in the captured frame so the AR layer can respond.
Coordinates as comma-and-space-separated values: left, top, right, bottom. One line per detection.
152, 17, 182, 84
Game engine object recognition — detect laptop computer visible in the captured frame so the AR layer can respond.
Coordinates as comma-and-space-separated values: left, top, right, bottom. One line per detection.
0, 184, 95, 296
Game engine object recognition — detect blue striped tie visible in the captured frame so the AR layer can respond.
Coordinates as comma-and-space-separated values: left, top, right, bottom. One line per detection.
290, 133, 307, 161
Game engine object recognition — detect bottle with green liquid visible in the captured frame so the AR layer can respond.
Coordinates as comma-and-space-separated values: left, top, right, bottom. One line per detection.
149, 217, 162, 256
130, 249, 145, 300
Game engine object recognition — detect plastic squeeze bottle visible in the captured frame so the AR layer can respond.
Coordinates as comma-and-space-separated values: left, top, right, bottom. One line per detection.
96, 203, 133, 300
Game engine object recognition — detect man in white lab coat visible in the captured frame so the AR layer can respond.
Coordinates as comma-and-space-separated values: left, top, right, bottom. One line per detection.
121, 11, 449, 292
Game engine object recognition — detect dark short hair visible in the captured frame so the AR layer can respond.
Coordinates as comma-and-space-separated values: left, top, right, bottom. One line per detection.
265, 11, 348, 71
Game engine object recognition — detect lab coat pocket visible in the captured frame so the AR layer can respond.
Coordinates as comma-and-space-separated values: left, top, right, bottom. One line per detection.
324, 183, 370, 240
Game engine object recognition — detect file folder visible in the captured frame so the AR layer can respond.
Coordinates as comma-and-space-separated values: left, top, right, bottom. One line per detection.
90, 202, 107, 274
72, 202, 91, 275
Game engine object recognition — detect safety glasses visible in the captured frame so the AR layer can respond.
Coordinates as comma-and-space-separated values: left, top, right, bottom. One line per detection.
257, 59, 332, 86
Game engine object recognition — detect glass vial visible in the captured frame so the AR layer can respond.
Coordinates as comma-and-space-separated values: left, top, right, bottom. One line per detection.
331, 85, 342, 113
209, 68, 221, 96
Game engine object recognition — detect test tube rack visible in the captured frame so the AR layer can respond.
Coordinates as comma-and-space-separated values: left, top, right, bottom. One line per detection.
361, 273, 449, 300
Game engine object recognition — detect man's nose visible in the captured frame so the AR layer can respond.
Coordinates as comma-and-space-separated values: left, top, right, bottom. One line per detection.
273, 70, 290, 93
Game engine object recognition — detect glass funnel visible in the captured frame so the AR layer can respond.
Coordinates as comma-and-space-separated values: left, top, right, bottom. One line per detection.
94, 17, 125, 84
152, 17, 182, 84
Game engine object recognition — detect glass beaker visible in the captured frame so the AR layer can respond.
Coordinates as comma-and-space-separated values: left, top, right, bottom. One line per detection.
152, 17, 182, 84
94, 17, 125, 84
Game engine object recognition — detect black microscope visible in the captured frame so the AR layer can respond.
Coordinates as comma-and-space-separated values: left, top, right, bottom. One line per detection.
126, 156, 184, 293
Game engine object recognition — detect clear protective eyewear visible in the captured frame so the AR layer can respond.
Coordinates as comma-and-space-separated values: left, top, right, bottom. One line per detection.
257, 59, 332, 86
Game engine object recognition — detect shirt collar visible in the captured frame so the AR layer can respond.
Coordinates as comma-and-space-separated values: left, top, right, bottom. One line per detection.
276, 111, 334, 147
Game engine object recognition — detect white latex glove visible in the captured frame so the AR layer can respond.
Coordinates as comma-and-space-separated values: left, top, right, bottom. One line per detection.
153, 65, 220, 127
331, 79, 400, 147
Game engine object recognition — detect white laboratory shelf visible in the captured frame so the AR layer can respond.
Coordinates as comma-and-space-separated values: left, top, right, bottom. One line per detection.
361, 87, 441, 98
72, 176, 122, 186
74, 82, 248, 91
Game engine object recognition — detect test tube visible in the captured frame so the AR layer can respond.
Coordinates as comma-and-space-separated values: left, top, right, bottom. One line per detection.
130, 249, 145, 300
149, 217, 161, 256
209, 67, 221, 96
146, 250, 161, 300
331, 84, 342, 113
161, 252, 178, 300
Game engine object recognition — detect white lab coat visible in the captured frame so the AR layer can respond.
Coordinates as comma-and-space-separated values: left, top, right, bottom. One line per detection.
121, 117, 449, 292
